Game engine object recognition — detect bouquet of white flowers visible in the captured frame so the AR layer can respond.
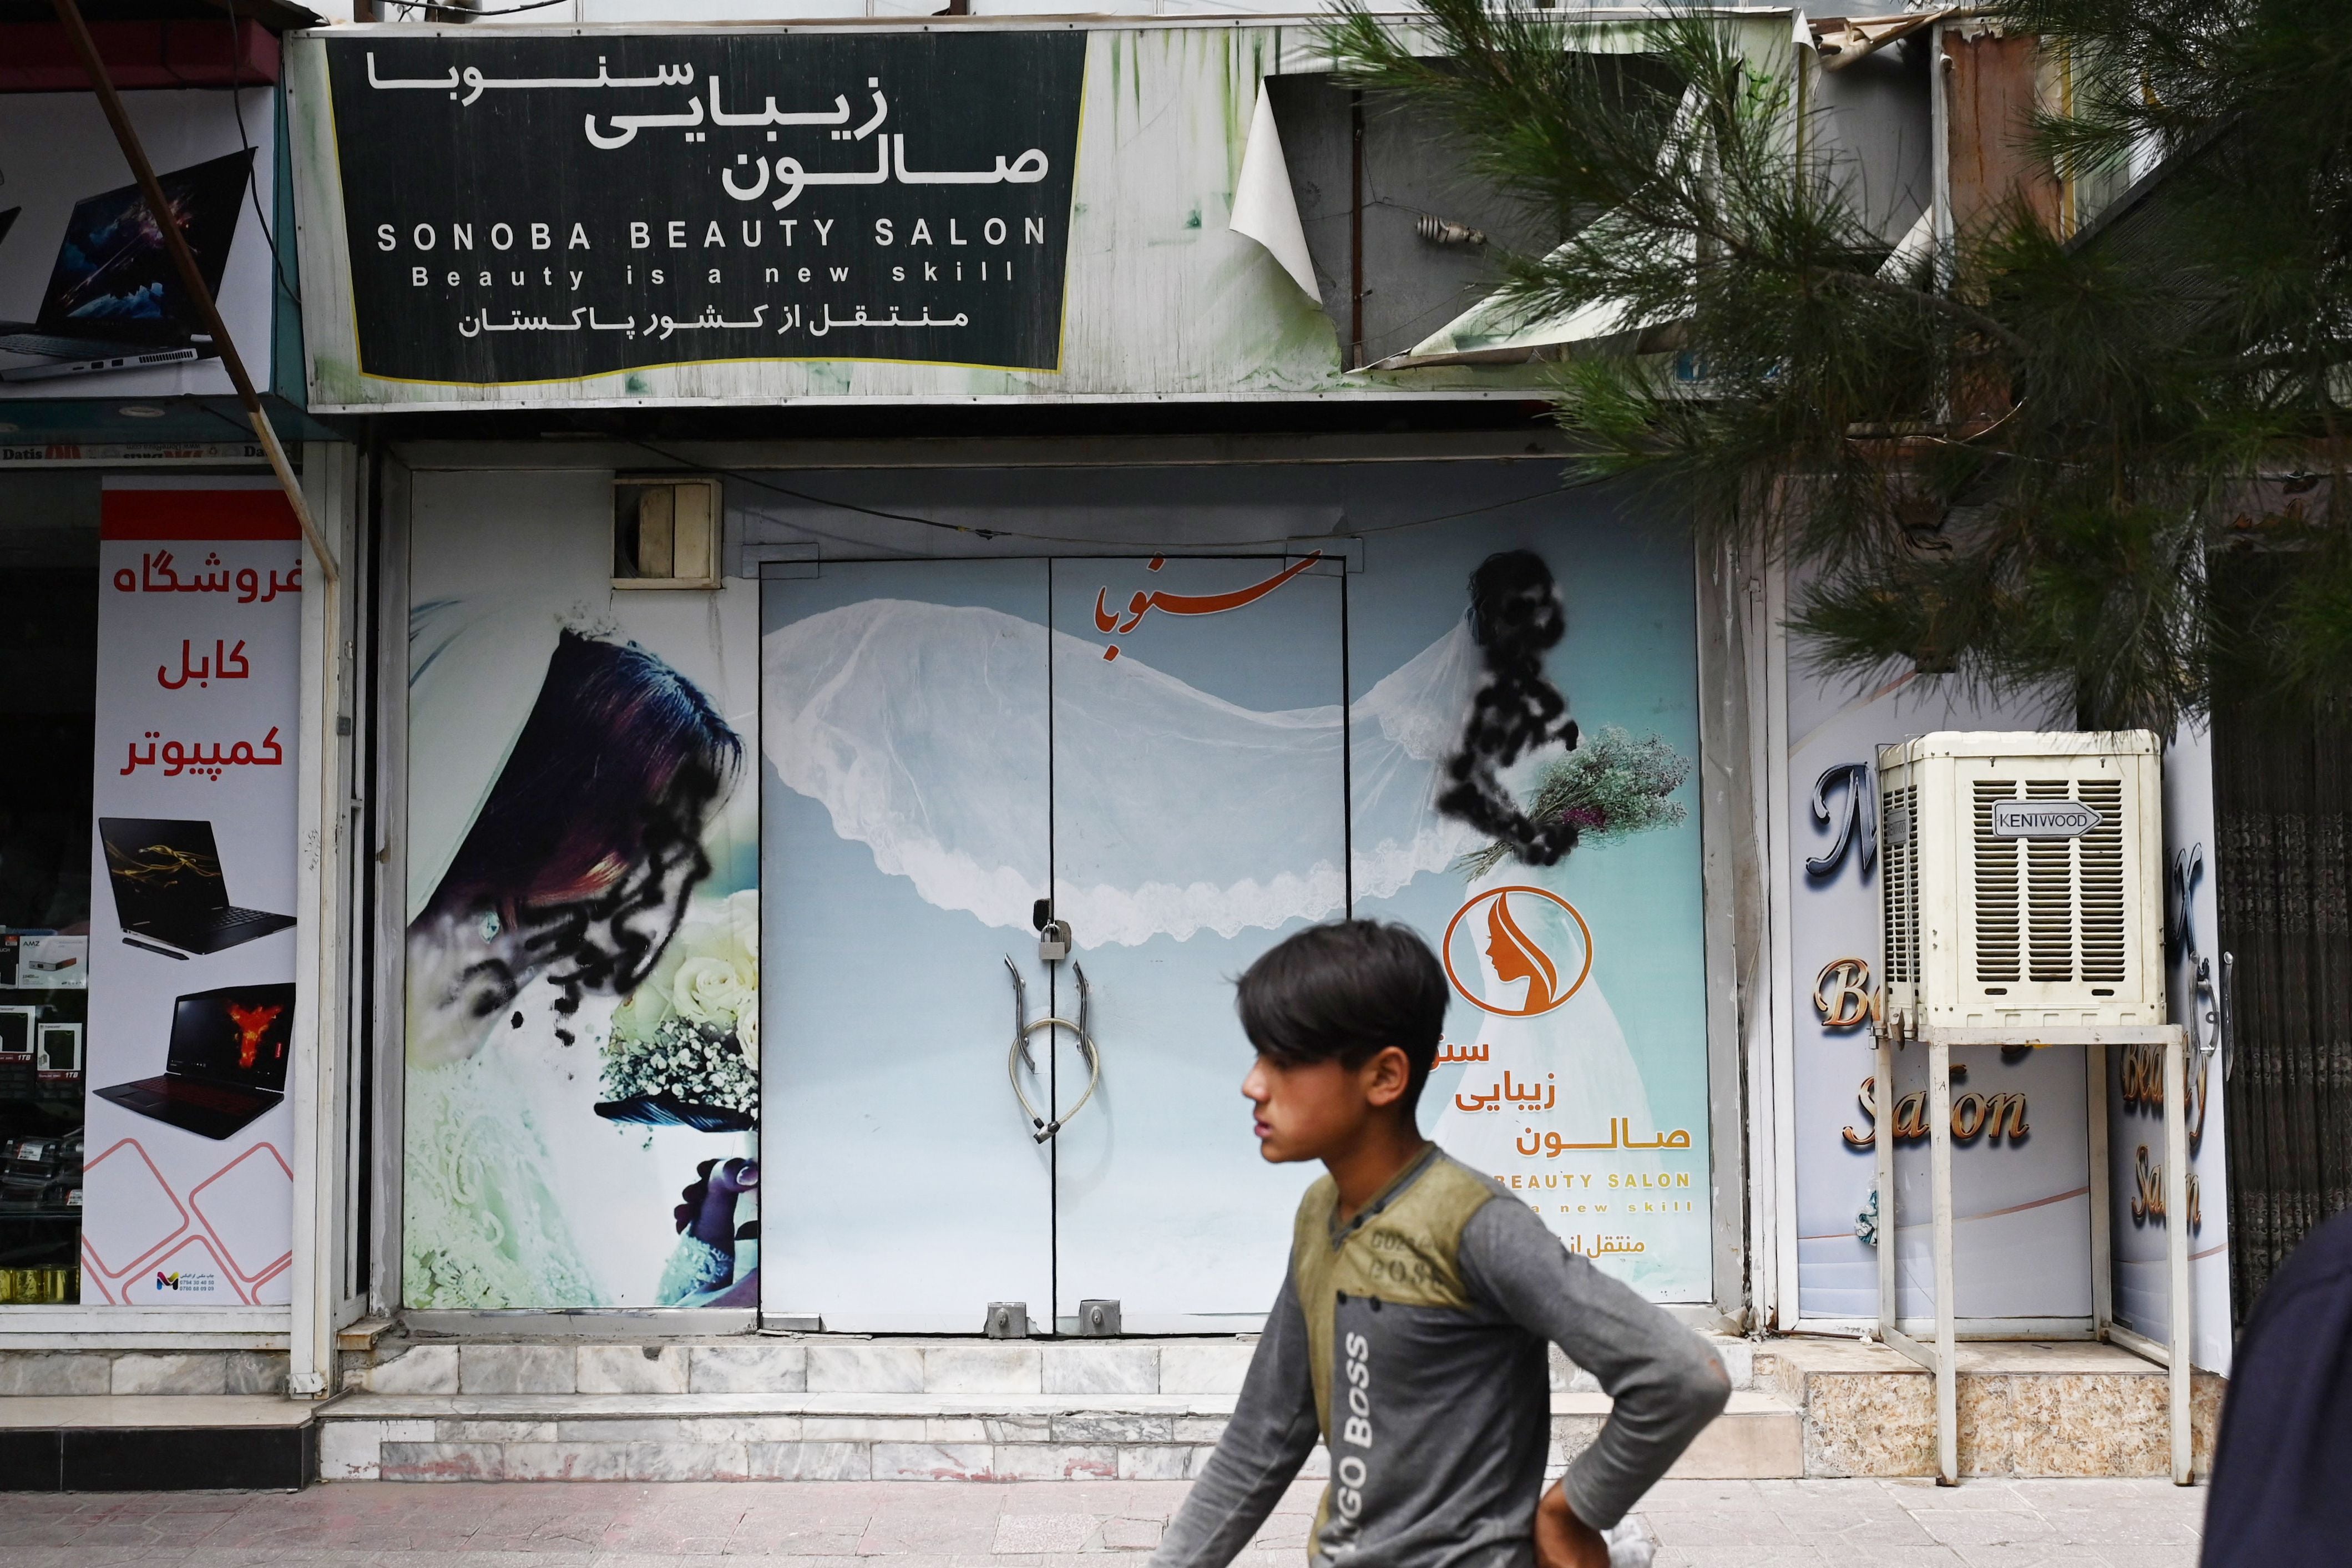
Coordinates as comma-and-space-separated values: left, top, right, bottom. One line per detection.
596, 888, 759, 1132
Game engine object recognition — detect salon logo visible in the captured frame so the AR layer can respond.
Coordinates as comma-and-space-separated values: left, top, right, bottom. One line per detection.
1442, 887, 1592, 1018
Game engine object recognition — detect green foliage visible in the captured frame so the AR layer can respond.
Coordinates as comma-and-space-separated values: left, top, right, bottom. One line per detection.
1455, 725, 1691, 879
1326, 0, 2352, 731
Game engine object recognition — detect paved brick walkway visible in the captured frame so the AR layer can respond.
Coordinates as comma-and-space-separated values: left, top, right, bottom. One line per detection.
1, 1476, 2207, 1567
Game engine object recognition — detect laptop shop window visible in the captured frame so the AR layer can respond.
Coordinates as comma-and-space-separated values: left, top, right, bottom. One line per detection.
0, 472, 99, 1305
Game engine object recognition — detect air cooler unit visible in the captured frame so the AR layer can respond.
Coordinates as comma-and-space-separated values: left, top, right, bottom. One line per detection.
1876, 731, 2164, 1035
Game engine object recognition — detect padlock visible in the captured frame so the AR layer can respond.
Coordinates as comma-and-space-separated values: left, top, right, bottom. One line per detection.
1038, 919, 1071, 963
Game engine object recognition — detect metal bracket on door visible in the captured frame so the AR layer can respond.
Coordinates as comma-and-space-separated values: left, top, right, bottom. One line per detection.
1003, 957, 1101, 1144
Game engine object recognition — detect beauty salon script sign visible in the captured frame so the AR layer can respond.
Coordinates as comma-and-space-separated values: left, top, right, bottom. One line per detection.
321, 33, 1084, 382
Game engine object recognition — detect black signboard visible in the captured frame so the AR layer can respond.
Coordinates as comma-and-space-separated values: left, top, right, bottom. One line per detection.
322, 34, 1086, 384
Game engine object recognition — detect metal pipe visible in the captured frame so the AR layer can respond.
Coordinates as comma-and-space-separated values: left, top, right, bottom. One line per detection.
48, 0, 340, 588
1348, 89, 1365, 370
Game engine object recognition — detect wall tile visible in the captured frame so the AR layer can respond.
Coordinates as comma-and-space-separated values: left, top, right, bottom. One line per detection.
1117, 1445, 1194, 1480
689, 1343, 806, 1393
922, 1343, 1042, 1393
222, 1351, 287, 1395
0, 1352, 109, 1396
1042, 1343, 1159, 1394
379, 1441, 504, 1481
576, 1345, 690, 1394
365, 1346, 459, 1394
1051, 1413, 1174, 1444
806, 1343, 923, 1394
872, 1441, 994, 1480
1158, 1342, 1255, 1394
110, 1353, 227, 1395
745, 1440, 871, 1480
497, 1441, 636, 1481
317, 1422, 383, 1481
458, 1344, 574, 1394
989, 1443, 1118, 1480
626, 1440, 751, 1481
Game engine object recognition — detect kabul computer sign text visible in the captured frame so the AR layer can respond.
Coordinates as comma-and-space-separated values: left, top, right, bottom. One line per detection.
322, 33, 1085, 384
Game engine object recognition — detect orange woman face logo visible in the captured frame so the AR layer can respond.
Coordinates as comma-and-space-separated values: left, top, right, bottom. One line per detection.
1442, 887, 1592, 1017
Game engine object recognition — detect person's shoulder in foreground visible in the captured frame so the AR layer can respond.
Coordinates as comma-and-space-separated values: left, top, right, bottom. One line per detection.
1151, 919, 1729, 1568
2201, 1205, 2352, 1567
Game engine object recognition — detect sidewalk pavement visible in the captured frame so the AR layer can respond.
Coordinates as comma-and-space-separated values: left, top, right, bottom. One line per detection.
0, 1476, 2207, 1568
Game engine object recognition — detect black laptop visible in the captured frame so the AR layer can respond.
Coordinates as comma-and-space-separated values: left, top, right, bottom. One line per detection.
100, 817, 294, 956
97, 982, 295, 1140
0, 149, 251, 382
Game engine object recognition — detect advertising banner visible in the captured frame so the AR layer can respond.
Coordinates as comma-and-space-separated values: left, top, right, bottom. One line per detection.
317, 33, 1083, 385
81, 478, 301, 1307
0, 90, 279, 400
1352, 520, 1712, 1301
2109, 721, 2230, 1370
1786, 669, 2097, 1323
402, 471, 758, 1309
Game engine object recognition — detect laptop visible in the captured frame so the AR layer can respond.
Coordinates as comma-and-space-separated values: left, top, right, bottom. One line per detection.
96, 983, 295, 1140
100, 817, 294, 956
0, 149, 251, 383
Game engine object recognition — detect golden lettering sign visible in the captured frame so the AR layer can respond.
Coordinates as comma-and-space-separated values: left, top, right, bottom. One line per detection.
1841, 1067, 2030, 1148
1813, 957, 1878, 1031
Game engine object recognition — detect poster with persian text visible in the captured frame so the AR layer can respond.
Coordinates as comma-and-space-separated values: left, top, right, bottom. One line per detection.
81, 478, 301, 1307
320, 32, 1084, 385
1350, 515, 1713, 1302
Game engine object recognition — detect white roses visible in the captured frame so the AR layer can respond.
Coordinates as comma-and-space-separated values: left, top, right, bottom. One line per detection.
611, 887, 759, 1067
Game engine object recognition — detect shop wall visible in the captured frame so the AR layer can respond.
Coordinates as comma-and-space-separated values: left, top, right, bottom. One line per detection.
401, 469, 758, 1309
1785, 655, 2096, 1323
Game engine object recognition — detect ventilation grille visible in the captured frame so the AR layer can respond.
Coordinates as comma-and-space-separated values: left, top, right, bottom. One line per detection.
1973, 781, 2021, 982
1882, 782, 1920, 984
1971, 775, 2128, 987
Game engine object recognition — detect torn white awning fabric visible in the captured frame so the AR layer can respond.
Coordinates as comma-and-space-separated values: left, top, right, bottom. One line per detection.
1229, 80, 1320, 300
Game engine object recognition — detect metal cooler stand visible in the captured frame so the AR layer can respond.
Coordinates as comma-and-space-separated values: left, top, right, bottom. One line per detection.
1872, 1022, 2193, 1486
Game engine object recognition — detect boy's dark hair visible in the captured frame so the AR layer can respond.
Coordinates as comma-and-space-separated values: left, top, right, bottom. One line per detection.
1236, 920, 1450, 1108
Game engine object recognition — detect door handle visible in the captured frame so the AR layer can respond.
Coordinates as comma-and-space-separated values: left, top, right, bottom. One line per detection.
1004, 958, 1102, 1143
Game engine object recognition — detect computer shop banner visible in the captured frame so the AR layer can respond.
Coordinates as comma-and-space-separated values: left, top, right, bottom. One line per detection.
0, 88, 279, 399
81, 478, 301, 1307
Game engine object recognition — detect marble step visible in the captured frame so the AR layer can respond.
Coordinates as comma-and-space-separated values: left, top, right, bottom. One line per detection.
315, 1387, 1802, 1483
1754, 1337, 2224, 1480
344, 1334, 1758, 1399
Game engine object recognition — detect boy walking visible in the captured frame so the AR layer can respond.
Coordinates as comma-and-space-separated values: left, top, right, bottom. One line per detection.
1154, 922, 1728, 1568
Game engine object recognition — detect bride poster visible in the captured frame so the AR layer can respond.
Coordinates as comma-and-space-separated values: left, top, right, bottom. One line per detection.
401, 471, 760, 1309
1349, 518, 1712, 1301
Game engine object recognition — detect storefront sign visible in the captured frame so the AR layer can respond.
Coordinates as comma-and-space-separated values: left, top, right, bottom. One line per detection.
80, 479, 301, 1307
318, 33, 1084, 384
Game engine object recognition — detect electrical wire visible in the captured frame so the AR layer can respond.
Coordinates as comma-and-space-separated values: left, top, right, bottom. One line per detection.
224, 14, 301, 313
381, 0, 580, 19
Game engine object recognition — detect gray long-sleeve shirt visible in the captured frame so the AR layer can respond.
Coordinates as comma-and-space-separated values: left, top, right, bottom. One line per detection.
1152, 1147, 1727, 1568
